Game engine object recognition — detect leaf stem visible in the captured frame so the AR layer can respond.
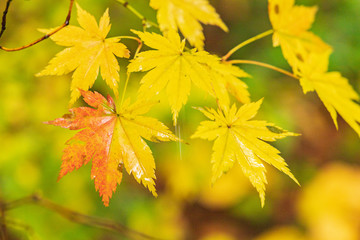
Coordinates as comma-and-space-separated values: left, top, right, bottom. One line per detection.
222, 29, 273, 61
114, 0, 159, 30
119, 36, 143, 58
113, 36, 142, 107
120, 72, 131, 107
228, 59, 299, 80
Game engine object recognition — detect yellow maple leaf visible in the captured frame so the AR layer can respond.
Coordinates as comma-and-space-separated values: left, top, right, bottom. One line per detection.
128, 30, 250, 125
202, 59, 251, 105
296, 51, 360, 137
191, 99, 299, 206
36, 4, 130, 104
268, 0, 331, 70
149, 0, 228, 49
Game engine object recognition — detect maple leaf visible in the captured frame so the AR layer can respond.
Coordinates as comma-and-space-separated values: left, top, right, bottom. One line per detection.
191, 99, 299, 206
36, 4, 130, 105
149, 0, 228, 49
127, 30, 250, 125
46, 90, 178, 206
296, 51, 360, 137
209, 61, 251, 105
268, 0, 331, 70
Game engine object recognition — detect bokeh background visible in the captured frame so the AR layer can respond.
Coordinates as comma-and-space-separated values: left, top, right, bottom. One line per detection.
0, 0, 360, 239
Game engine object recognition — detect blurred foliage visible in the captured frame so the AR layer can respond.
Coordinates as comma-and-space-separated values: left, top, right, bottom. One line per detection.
0, 0, 359, 239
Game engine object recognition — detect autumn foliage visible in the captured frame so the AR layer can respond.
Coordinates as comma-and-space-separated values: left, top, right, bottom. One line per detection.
46, 90, 178, 206
32, 0, 360, 206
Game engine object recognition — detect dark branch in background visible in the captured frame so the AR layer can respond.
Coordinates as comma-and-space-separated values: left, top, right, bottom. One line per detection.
0, 0, 12, 39
0, 218, 38, 240
0, 0, 74, 52
2, 193, 162, 240
0, 198, 7, 240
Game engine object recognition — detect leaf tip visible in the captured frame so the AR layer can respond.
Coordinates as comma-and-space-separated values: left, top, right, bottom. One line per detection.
293, 176, 301, 187
257, 97, 264, 105
130, 29, 141, 37
102, 198, 110, 207
35, 71, 44, 77
259, 191, 265, 208
260, 198, 265, 208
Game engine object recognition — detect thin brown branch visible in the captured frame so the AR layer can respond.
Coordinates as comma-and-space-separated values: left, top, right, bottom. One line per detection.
0, 0, 12, 39
3, 194, 162, 240
0, 0, 74, 52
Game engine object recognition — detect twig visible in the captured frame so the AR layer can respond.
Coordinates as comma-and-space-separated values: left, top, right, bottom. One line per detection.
3, 194, 163, 240
114, 0, 159, 30
0, 0, 12, 39
0, 0, 74, 52
0, 200, 7, 240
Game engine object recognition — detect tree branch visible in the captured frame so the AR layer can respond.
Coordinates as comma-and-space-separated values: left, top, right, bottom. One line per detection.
3, 193, 162, 240
114, 0, 159, 30
0, 201, 7, 240
0, 0, 74, 52
0, 0, 12, 39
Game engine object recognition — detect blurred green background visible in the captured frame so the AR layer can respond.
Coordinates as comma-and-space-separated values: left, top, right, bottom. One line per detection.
0, 0, 359, 239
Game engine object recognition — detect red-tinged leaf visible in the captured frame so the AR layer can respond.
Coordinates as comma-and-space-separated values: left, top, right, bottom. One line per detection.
46, 90, 178, 206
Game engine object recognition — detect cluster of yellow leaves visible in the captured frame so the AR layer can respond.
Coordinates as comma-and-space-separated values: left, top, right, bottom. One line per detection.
37, 2, 302, 206
191, 99, 299, 206
268, 0, 360, 136
46, 0, 360, 207
37, 4, 130, 105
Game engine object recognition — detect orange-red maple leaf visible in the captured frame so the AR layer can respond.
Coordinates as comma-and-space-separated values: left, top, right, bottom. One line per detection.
46, 90, 178, 206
